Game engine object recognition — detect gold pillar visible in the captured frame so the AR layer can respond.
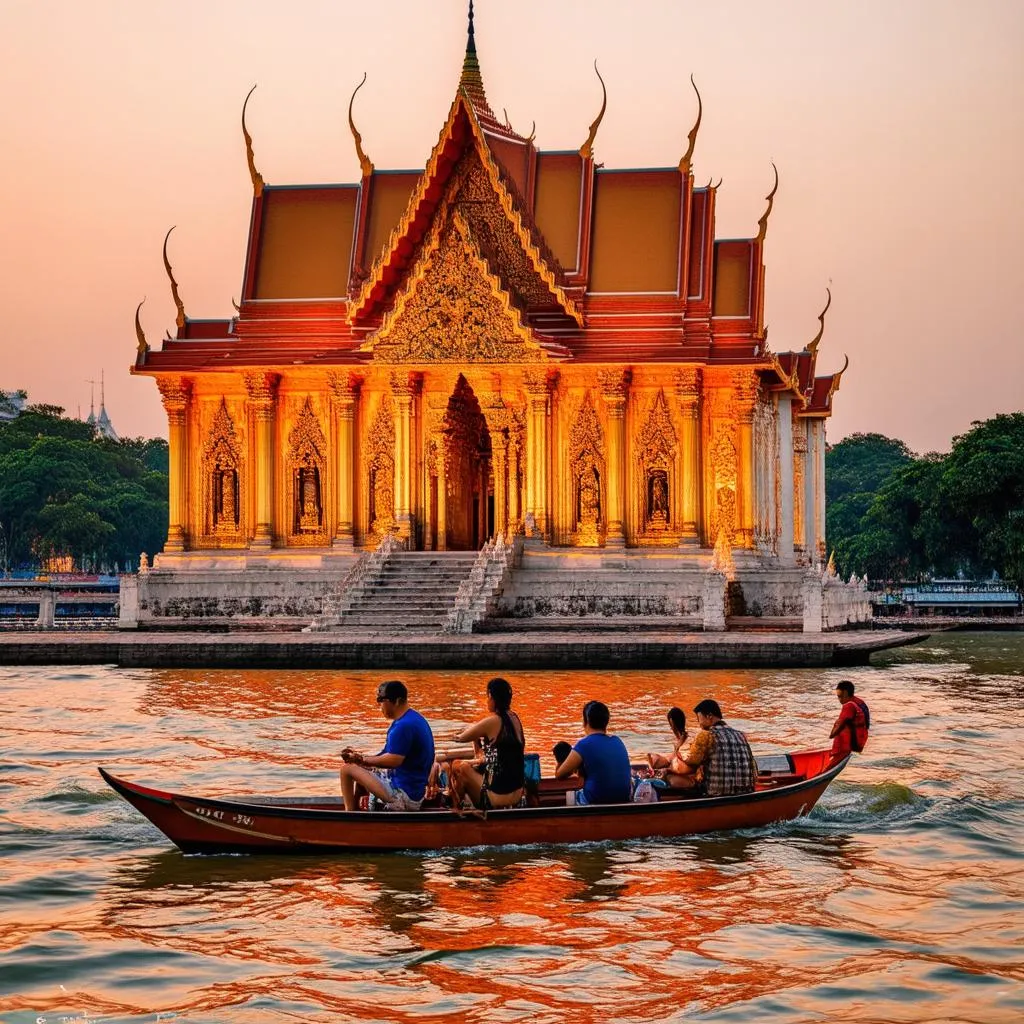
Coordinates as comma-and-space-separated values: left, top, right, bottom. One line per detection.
675, 367, 702, 543
523, 370, 552, 537
510, 436, 522, 526
390, 373, 414, 544
437, 441, 448, 551
245, 372, 278, 549
599, 369, 631, 549
493, 437, 508, 537
733, 371, 758, 549
792, 415, 807, 559
328, 373, 358, 549
157, 377, 191, 552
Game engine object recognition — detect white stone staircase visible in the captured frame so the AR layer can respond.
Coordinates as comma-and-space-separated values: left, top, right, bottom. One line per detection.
330, 551, 480, 633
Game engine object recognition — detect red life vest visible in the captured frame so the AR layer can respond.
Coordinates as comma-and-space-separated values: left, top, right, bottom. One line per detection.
845, 697, 870, 753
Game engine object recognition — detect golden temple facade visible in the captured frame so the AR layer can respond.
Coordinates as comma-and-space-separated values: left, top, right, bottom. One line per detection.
133, 6, 845, 571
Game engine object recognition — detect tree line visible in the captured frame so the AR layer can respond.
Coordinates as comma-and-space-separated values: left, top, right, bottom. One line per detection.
826, 413, 1024, 589
0, 405, 168, 573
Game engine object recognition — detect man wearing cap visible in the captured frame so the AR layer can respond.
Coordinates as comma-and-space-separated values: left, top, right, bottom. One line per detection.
672, 698, 757, 797
340, 680, 436, 811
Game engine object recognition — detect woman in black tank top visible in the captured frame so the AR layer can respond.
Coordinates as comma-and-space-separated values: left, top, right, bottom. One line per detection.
450, 677, 525, 810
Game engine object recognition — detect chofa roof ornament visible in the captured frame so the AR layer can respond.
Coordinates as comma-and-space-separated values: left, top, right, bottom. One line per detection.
348, 72, 374, 177
579, 62, 607, 160
162, 227, 187, 332
755, 162, 779, 244
134, 298, 149, 358
678, 75, 702, 175
807, 287, 832, 356
241, 84, 265, 197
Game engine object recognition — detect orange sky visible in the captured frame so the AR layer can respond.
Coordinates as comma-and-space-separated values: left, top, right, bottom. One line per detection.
1, 0, 1021, 452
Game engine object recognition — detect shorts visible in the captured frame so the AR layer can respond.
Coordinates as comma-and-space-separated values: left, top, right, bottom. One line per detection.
369, 772, 423, 812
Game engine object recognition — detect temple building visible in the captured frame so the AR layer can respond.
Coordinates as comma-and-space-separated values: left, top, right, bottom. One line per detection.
125, 6, 863, 632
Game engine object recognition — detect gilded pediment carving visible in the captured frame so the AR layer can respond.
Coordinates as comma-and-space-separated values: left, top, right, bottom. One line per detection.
363, 212, 546, 365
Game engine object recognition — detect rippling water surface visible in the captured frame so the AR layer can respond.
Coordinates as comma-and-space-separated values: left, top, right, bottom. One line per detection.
1, 633, 1022, 1023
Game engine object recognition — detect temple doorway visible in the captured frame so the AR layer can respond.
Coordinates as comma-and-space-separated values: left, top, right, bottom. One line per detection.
441, 376, 491, 550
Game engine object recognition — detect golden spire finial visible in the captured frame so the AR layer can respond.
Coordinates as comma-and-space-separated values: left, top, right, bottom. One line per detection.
679, 75, 702, 175
807, 287, 832, 355
162, 227, 187, 332
242, 84, 265, 197
348, 72, 374, 177
579, 62, 607, 160
134, 298, 149, 358
755, 162, 779, 244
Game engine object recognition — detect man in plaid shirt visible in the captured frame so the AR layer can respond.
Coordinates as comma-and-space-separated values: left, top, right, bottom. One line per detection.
674, 699, 757, 797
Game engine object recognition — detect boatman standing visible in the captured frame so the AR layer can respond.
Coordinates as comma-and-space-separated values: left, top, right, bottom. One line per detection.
829, 680, 870, 761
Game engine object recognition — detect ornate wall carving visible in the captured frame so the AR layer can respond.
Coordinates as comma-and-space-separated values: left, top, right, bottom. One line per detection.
286, 397, 328, 544
568, 392, 605, 546
365, 392, 396, 540
709, 423, 738, 547
367, 212, 545, 364
200, 399, 245, 546
634, 389, 678, 538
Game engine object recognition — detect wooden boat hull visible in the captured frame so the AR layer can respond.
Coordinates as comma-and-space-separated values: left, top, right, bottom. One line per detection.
99, 750, 848, 855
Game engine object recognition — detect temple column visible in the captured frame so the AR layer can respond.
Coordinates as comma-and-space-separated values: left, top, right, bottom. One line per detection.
436, 444, 448, 551
793, 415, 808, 561
390, 373, 414, 545
813, 419, 827, 561
733, 370, 758, 549
493, 436, 508, 537
157, 378, 191, 552
245, 372, 278, 549
510, 435, 522, 526
777, 396, 795, 564
328, 374, 358, 549
675, 368, 702, 544
523, 370, 552, 537
803, 419, 816, 560
599, 369, 631, 549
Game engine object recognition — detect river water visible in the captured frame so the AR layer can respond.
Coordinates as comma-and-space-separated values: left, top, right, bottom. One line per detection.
1, 633, 1022, 1023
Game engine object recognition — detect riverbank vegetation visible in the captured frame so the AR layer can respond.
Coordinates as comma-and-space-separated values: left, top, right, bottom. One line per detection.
0, 405, 168, 573
826, 413, 1024, 588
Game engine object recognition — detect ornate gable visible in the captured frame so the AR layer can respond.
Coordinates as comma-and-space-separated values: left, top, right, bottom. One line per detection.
361, 211, 558, 364
349, 92, 581, 327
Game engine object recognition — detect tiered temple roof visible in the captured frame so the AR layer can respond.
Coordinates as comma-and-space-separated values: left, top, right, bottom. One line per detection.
135, 3, 845, 416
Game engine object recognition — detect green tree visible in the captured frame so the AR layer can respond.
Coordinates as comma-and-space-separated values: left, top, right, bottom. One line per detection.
826, 433, 914, 578
0, 405, 168, 571
941, 413, 1024, 588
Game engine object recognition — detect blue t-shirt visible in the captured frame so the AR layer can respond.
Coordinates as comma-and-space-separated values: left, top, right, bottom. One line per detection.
380, 708, 435, 802
573, 732, 632, 805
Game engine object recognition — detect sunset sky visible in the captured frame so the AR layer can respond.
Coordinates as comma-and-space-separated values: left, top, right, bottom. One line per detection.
1, 0, 1021, 453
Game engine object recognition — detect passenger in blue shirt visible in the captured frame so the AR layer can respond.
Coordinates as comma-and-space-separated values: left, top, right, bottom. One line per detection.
554, 700, 632, 805
340, 680, 435, 811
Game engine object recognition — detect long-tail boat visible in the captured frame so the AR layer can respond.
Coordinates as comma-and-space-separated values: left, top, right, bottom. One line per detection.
99, 749, 847, 855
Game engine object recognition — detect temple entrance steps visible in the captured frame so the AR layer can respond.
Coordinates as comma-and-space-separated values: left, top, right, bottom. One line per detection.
334, 551, 480, 632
